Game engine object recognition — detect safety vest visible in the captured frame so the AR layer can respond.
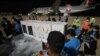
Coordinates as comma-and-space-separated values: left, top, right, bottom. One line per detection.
82, 20, 90, 30
73, 19, 80, 27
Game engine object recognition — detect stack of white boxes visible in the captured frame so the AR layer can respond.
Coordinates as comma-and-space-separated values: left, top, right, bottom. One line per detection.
21, 20, 67, 43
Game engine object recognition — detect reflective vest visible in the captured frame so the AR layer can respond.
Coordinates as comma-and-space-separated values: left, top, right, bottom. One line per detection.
82, 20, 90, 30
73, 19, 80, 27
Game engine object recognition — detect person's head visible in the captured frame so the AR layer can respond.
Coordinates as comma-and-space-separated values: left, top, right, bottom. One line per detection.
16, 20, 20, 24
11, 16, 16, 22
76, 16, 79, 19
52, 18, 56, 22
39, 51, 44, 55
66, 29, 75, 40
59, 16, 61, 21
86, 16, 90, 21
47, 31, 65, 56
72, 25, 77, 29
2, 17, 7, 21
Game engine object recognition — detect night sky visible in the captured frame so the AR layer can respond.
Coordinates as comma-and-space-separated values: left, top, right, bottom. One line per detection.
0, 0, 100, 16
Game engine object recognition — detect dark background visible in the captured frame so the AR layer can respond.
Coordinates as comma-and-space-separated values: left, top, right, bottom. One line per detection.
0, 0, 100, 16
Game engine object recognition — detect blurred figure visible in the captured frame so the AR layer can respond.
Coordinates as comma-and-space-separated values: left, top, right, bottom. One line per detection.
28, 15, 32, 20
58, 16, 61, 22
65, 16, 69, 23
1, 17, 13, 37
17, 13, 23, 21
11, 16, 16, 27
42, 42, 47, 50
72, 25, 81, 38
64, 25, 73, 41
90, 17, 95, 26
63, 29, 80, 56
52, 18, 56, 22
84, 25, 99, 56
39, 51, 44, 56
79, 17, 90, 38
73, 16, 80, 27
47, 16, 51, 21
11, 16, 16, 35
61, 16, 65, 22
47, 31, 65, 56
14, 20, 22, 35
0, 30, 6, 44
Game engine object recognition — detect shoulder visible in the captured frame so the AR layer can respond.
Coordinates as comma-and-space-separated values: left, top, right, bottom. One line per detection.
72, 38, 80, 43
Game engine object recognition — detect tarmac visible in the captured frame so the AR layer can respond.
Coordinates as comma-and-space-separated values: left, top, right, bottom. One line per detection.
0, 34, 100, 56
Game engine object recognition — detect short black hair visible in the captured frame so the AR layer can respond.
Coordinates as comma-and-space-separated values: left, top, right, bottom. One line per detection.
66, 29, 75, 36
72, 25, 77, 29
52, 18, 56, 22
87, 17, 90, 21
47, 31, 65, 53
2, 17, 7, 21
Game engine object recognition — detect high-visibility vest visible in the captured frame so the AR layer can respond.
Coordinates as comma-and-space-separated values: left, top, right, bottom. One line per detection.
82, 20, 90, 30
73, 19, 80, 27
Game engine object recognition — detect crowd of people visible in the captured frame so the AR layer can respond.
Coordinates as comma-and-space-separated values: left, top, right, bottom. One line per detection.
40, 16, 99, 56
47, 15, 69, 22
0, 15, 22, 44
0, 15, 99, 56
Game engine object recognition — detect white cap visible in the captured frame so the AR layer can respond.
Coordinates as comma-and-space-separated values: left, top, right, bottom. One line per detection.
64, 13, 68, 16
